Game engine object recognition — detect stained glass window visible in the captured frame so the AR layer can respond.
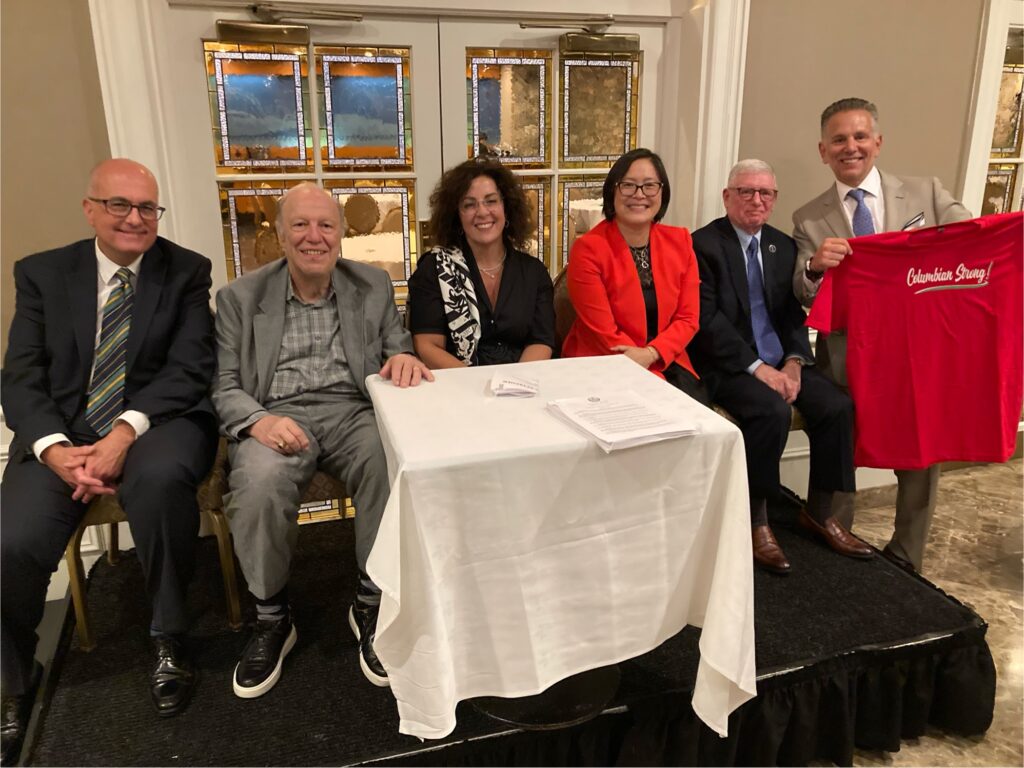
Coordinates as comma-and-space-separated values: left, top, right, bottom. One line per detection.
557, 176, 606, 267
517, 175, 551, 269
315, 46, 413, 169
466, 49, 551, 167
204, 42, 312, 171
323, 179, 418, 292
983, 27, 1024, 216
559, 54, 640, 168
218, 180, 301, 279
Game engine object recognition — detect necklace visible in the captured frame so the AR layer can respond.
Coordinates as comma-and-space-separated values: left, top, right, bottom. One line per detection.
478, 252, 506, 277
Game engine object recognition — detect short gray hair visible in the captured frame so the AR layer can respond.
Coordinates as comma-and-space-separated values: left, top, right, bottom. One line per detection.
820, 98, 880, 134
727, 159, 775, 187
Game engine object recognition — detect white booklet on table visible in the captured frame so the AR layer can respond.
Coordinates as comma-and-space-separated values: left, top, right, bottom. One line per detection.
547, 390, 697, 452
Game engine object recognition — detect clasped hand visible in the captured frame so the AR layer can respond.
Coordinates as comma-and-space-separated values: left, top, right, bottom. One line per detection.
43, 423, 136, 503
754, 359, 803, 404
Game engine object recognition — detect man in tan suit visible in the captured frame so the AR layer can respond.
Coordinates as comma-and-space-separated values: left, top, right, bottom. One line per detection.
792, 97, 972, 573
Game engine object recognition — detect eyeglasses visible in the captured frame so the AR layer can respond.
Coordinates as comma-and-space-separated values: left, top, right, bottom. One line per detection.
459, 196, 503, 214
616, 181, 663, 197
88, 197, 166, 221
730, 187, 778, 202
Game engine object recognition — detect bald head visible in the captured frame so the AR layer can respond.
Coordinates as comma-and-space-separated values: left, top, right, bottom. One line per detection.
82, 158, 161, 266
275, 182, 343, 240
86, 158, 159, 199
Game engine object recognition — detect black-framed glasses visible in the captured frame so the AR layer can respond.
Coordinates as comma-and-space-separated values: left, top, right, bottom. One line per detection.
88, 197, 166, 221
616, 181, 663, 197
730, 187, 778, 202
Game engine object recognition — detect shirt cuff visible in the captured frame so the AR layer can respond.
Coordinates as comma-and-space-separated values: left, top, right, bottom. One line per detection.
746, 359, 764, 375
802, 272, 822, 295
33, 433, 71, 462
116, 410, 150, 439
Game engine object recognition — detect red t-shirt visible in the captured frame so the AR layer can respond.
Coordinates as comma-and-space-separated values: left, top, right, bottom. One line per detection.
807, 211, 1023, 470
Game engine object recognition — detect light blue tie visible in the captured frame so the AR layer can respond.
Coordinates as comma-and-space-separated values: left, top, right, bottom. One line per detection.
745, 237, 784, 368
847, 188, 876, 237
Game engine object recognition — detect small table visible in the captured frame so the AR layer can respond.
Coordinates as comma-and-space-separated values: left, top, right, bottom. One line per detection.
366, 355, 756, 740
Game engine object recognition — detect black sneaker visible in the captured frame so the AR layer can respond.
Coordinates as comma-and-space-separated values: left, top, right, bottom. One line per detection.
348, 602, 389, 687
233, 614, 297, 699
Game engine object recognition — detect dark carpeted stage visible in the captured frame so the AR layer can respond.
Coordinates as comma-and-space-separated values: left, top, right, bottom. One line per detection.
28, 502, 995, 767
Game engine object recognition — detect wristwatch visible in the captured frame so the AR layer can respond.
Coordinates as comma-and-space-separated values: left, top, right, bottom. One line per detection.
804, 263, 824, 282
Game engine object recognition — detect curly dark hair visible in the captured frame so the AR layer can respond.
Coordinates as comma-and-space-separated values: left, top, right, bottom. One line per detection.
428, 159, 533, 251
601, 148, 671, 223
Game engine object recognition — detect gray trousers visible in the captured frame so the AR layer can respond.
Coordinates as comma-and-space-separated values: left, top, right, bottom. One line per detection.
819, 358, 940, 572
225, 396, 389, 600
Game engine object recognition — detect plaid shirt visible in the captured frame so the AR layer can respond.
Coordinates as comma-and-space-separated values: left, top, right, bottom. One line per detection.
266, 282, 359, 402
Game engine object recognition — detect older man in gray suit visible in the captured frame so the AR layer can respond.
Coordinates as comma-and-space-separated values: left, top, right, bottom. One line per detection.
792, 97, 972, 573
213, 182, 432, 698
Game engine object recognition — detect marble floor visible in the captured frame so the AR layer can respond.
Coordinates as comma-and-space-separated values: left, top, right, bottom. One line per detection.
847, 459, 1023, 767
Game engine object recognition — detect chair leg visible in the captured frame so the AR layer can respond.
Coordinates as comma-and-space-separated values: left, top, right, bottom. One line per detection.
65, 523, 96, 652
106, 522, 120, 565
206, 509, 243, 630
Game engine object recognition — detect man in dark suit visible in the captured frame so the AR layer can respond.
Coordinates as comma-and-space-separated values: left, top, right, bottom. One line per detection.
1, 159, 218, 760
691, 159, 871, 574
212, 183, 432, 700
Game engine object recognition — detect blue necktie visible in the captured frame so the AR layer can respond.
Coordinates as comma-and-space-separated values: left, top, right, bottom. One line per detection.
847, 188, 875, 237
745, 237, 783, 367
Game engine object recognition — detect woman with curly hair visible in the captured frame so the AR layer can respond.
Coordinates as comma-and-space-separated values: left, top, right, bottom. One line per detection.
408, 159, 555, 367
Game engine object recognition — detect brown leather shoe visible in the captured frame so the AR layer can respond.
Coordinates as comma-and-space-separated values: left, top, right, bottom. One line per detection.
798, 508, 874, 559
752, 525, 791, 574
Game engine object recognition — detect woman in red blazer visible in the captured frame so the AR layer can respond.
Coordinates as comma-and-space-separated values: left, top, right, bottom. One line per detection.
561, 148, 707, 403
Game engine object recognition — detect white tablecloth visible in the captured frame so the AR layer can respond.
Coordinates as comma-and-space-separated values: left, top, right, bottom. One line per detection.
366, 355, 756, 740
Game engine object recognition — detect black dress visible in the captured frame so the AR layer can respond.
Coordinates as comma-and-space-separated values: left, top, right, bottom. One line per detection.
408, 247, 555, 366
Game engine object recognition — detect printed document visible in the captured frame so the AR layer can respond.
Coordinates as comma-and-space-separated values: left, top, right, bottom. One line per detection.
547, 390, 697, 451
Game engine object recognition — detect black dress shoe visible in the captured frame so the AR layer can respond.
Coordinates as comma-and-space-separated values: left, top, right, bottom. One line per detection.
798, 508, 874, 559
881, 546, 917, 574
1, 664, 41, 766
348, 601, 389, 687
233, 614, 297, 699
150, 635, 197, 717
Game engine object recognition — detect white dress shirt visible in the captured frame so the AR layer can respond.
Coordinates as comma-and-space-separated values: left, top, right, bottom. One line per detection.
32, 241, 150, 460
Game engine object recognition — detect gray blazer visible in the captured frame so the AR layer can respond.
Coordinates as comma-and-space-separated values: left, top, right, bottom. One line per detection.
212, 258, 412, 438
791, 171, 972, 384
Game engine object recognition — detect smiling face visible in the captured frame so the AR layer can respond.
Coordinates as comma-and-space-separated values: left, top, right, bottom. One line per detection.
819, 109, 883, 187
457, 174, 505, 253
612, 158, 662, 229
278, 184, 341, 286
82, 159, 160, 266
723, 171, 777, 235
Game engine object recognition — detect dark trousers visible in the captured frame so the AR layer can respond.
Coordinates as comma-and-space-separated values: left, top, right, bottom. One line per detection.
0, 413, 217, 695
712, 366, 855, 504
663, 363, 711, 406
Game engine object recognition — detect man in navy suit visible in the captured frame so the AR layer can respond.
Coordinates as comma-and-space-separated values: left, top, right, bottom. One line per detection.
0, 159, 217, 761
690, 159, 870, 574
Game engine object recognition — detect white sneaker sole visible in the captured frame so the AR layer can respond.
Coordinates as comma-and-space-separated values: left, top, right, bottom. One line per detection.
349, 606, 390, 688
232, 624, 297, 699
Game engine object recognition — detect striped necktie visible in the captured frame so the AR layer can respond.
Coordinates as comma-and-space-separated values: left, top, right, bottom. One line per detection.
847, 188, 876, 237
86, 267, 134, 436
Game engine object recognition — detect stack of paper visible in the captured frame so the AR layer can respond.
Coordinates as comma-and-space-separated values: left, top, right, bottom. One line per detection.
547, 390, 697, 452
489, 373, 539, 398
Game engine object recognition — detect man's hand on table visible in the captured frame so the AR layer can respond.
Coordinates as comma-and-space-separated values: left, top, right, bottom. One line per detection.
380, 353, 435, 388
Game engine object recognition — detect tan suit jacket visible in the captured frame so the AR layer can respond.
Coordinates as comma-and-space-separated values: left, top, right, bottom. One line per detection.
791, 171, 972, 385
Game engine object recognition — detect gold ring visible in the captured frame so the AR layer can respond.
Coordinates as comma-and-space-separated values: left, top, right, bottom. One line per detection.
276, 441, 285, 449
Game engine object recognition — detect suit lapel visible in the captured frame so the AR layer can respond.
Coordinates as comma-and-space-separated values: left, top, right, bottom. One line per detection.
821, 186, 854, 239
333, 265, 365, 388
718, 220, 751, 318
66, 242, 98, 387
254, 266, 288, 401
880, 171, 909, 232
127, 241, 166, 372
